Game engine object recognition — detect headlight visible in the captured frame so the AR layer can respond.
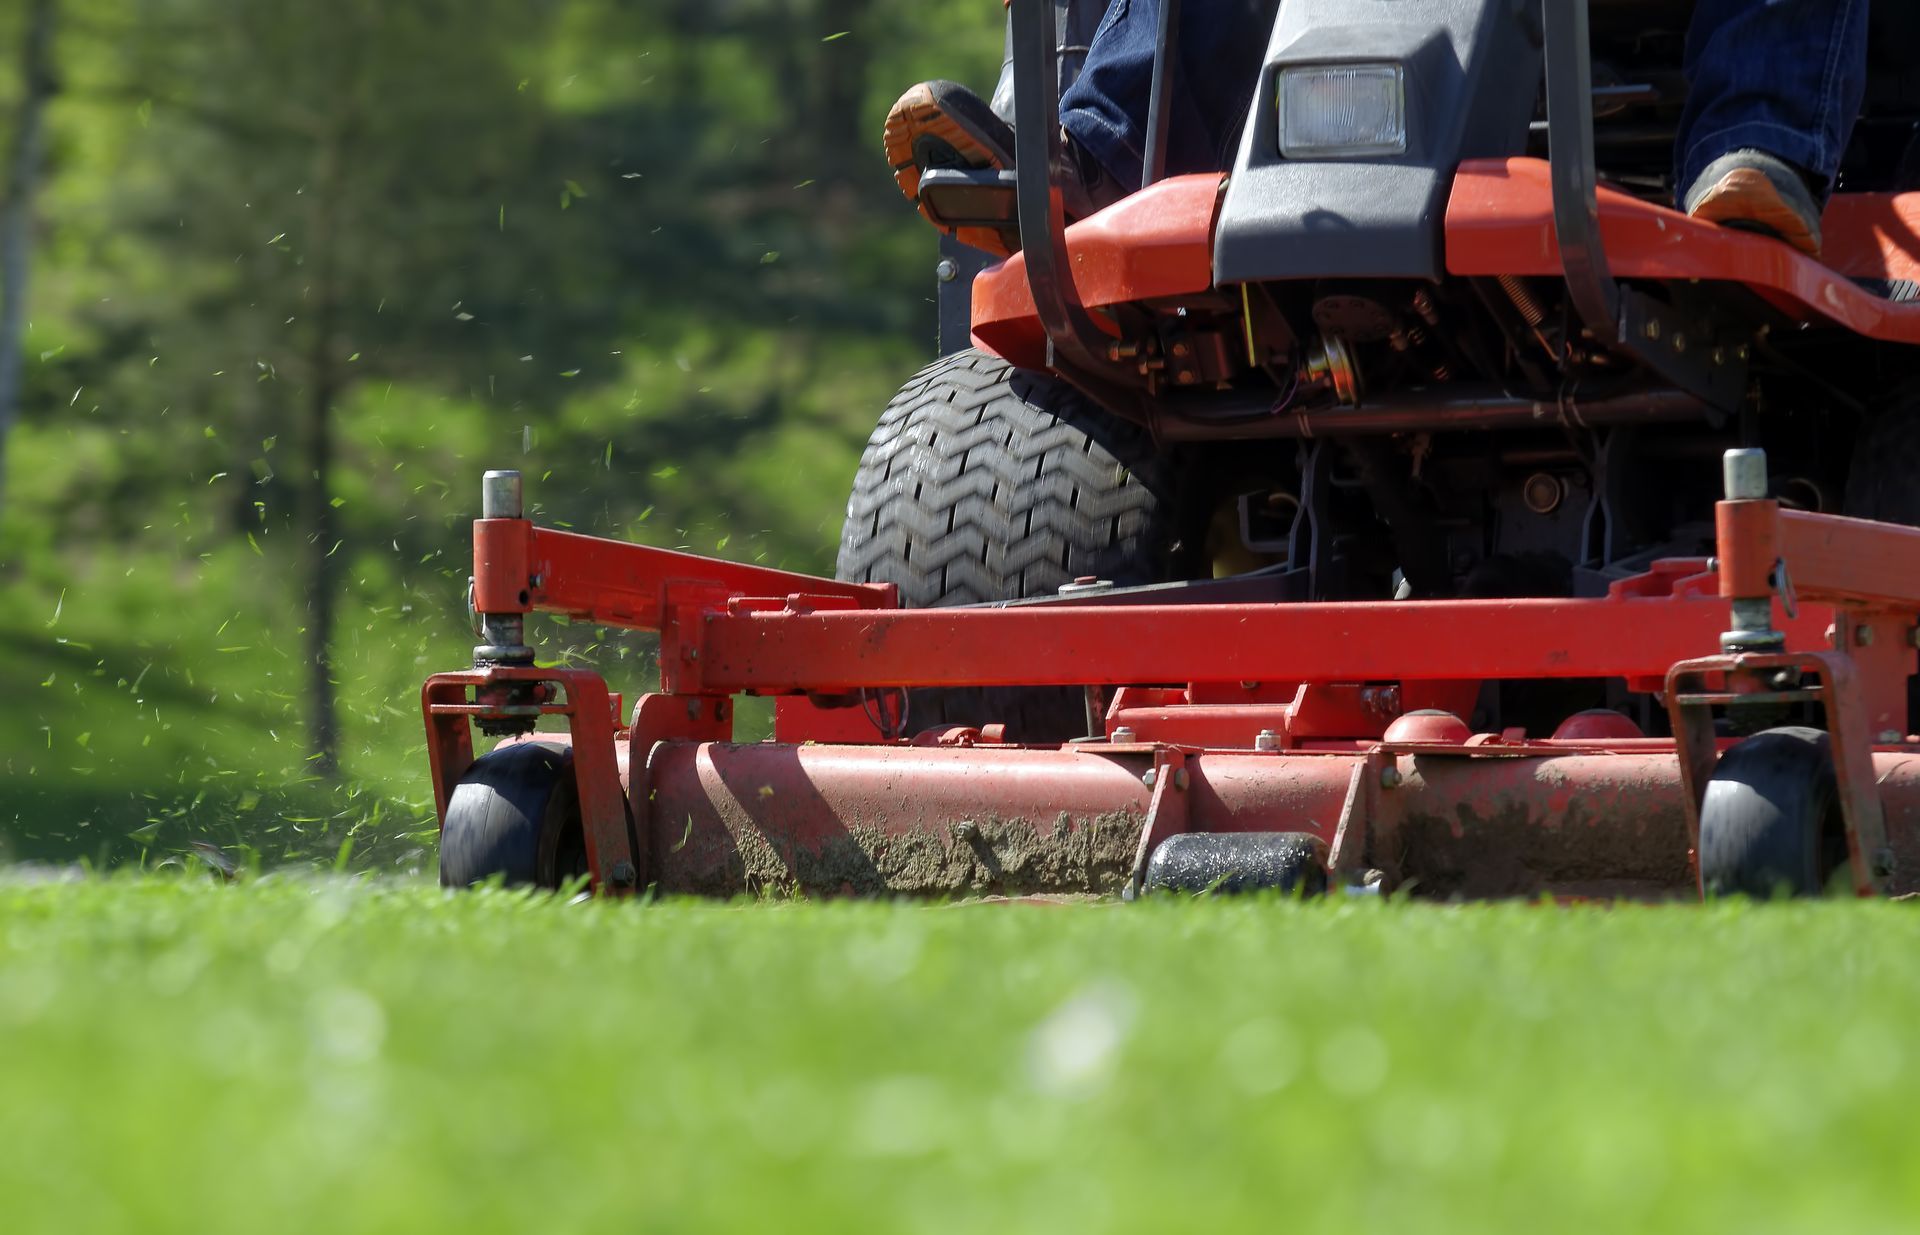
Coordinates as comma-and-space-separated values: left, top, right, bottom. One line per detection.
1278, 64, 1406, 159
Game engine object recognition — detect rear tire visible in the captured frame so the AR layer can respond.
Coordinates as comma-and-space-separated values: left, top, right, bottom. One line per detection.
1698, 726, 1848, 899
439, 742, 590, 889
836, 348, 1190, 740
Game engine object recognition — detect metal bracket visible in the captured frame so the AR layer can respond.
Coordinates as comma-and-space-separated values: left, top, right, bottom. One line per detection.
1009, 0, 1138, 400
1542, 0, 1749, 413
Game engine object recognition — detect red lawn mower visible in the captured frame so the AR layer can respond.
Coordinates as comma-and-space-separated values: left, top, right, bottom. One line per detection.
426, 0, 1920, 901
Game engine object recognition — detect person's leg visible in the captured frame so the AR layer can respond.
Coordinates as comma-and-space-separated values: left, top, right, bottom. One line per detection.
881, 0, 1275, 253
1060, 0, 1278, 190
1677, 0, 1869, 253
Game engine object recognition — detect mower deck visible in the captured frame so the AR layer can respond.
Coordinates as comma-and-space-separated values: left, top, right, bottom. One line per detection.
426, 456, 1920, 901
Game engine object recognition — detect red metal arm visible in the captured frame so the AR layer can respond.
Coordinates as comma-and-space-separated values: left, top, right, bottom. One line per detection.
473, 519, 895, 630
1720, 500, 1920, 611
670, 586, 1834, 696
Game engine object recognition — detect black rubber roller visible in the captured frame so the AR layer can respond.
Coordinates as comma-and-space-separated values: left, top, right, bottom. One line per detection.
1143, 832, 1330, 897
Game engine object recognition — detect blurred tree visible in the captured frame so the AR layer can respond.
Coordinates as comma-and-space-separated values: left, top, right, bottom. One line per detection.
50, 0, 577, 773
0, 0, 59, 518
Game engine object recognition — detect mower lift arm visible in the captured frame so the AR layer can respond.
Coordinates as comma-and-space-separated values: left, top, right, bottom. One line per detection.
470, 477, 894, 637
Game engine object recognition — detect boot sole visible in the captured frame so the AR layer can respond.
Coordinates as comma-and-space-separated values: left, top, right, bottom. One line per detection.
1688, 168, 1822, 257
883, 83, 1015, 257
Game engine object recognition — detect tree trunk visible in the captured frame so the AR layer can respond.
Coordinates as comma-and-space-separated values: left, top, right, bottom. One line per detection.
0, 0, 58, 519
302, 131, 345, 778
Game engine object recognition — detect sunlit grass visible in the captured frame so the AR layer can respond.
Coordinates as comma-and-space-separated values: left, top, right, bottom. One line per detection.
2, 879, 1916, 1233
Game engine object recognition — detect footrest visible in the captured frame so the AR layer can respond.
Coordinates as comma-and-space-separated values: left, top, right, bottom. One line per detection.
917, 167, 1019, 230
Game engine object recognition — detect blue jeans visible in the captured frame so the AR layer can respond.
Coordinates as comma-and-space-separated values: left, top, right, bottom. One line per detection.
1059, 0, 1869, 197
1060, 0, 1280, 189
1676, 0, 1869, 196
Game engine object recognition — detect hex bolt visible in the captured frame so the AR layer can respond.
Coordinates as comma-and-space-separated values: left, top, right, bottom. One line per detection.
1254, 729, 1280, 752
1722, 448, 1768, 501
1856, 624, 1876, 647
1380, 765, 1403, 789
935, 258, 958, 283
1173, 767, 1189, 791
1644, 319, 1662, 341
1142, 767, 1159, 789
482, 469, 524, 519
609, 860, 638, 889
952, 819, 980, 843
1672, 333, 1687, 353
1111, 726, 1138, 744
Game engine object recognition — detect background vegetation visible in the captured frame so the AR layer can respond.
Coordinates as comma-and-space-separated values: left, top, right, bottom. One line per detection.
0, 0, 1003, 867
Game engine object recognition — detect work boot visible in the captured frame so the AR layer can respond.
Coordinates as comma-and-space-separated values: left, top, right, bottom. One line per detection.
1683, 148, 1824, 257
883, 79, 1123, 257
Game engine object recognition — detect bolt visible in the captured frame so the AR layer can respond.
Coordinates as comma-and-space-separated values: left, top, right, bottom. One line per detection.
1380, 765, 1403, 790
1706, 557, 1720, 574
1672, 333, 1688, 353
609, 860, 638, 889
952, 819, 980, 843
1712, 347, 1726, 365
1644, 319, 1662, 341
1176, 370, 1198, 385
1736, 344, 1750, 360
1878, 730, 1904, 745
935, 258, 958, 283
1112, 726, 1138, 744
1909, 627, 1920, 649
1857, 624, 1877, 647
1142, 767, 1158, 789
1769, 669, 1800, 690
1874, 847, 1897, 878
1171, 342, 1191, 358
1173, 767, 1189, 791
1254, 729, 1280, 752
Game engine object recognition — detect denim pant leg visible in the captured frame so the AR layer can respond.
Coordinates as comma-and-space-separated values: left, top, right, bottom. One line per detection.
1060, 0, 1279, 189
1676, 0, 1869, 196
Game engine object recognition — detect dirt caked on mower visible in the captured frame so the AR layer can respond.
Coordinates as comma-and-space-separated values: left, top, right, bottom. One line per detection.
426, 0, 1920, 901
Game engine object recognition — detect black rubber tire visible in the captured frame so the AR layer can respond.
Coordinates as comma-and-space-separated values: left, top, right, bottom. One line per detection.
1143, 832, 1329, 897
438, 742, 589, 889
1698, 726, 1849, 899
836, 348, 1186, 740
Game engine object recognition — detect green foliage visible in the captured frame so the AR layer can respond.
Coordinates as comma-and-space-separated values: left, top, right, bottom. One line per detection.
1, 0, 1003, 863
4, 883, 1920, 1231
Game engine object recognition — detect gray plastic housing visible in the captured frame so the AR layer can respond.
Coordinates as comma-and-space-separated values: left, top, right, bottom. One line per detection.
1213, 0, 1543, 285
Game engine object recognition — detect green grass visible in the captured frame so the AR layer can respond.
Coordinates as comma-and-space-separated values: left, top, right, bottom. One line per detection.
3, 879, 1918, 1232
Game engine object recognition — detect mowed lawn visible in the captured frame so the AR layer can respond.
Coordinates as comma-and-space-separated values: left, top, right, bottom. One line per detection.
1, 879, 1916, 1233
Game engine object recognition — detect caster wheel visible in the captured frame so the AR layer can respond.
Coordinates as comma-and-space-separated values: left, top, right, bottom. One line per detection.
439, 742, 590, 889
1143, 832, 1329, 897
1698, 726, 1849, 899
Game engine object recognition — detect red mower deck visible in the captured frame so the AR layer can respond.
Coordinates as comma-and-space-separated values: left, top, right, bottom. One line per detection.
424, 456, 1920, 901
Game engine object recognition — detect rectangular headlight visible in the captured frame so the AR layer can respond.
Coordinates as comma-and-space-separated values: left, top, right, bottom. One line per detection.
1278, 64, 1406, 159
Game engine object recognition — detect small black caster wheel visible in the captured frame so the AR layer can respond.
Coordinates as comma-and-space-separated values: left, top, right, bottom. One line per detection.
1698, 726, 1849, 898
439, 741, 590, 889
1142, 832, 1329, 897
